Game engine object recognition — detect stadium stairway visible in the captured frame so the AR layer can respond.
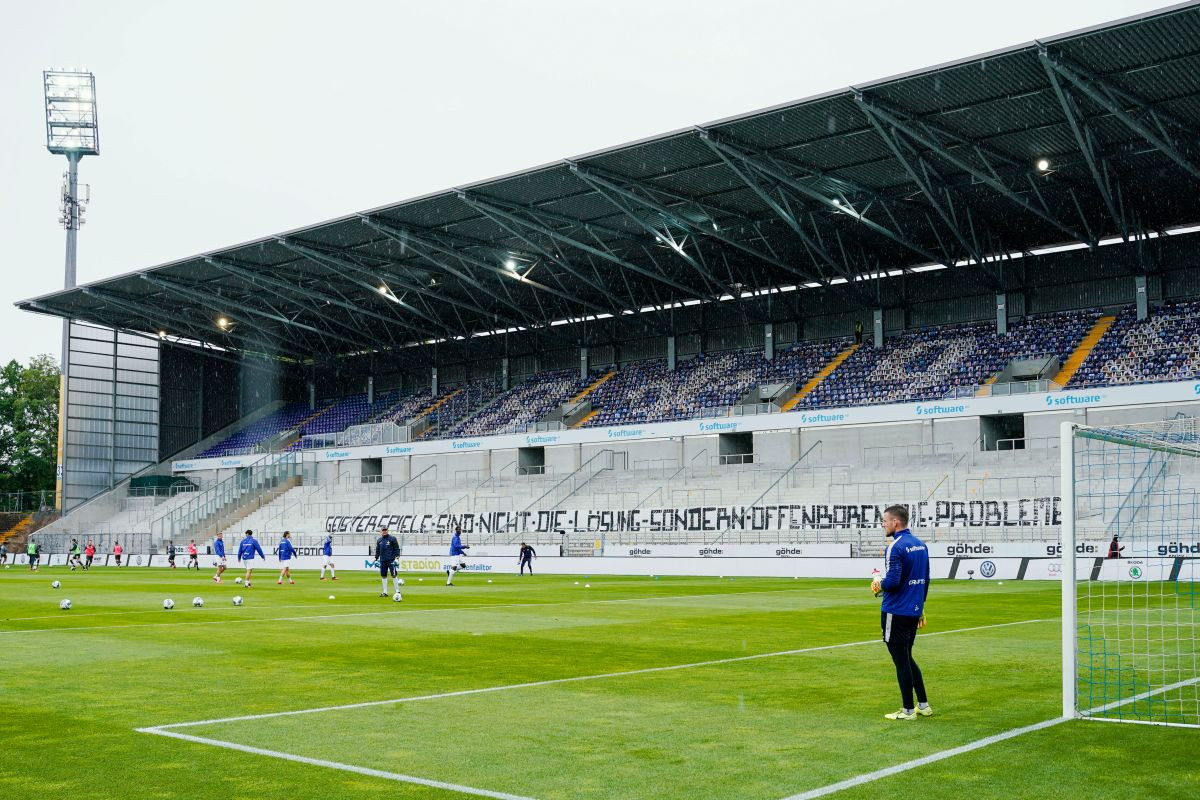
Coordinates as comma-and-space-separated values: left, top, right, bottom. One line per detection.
571, 370, 616, 404
975, 375, 999, 397
415, 388, 463, 439
1053, 315, 1116, 387
0, 513, 33, 547
781, 343, 860, 411
571, 409, 600, 429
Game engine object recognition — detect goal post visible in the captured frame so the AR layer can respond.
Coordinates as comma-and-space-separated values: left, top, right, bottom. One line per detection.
1061, 418, 1200, 728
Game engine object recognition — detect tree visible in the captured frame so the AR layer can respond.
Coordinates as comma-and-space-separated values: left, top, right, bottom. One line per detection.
0, 354, 60, 495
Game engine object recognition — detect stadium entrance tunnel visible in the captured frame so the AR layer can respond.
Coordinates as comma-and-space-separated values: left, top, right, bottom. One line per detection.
718, 432, 753, 465
518, 446, 546, 476
980, 414, 1026, 451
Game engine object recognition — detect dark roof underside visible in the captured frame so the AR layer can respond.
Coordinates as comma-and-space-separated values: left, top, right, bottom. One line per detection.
19, 3, 1200, 361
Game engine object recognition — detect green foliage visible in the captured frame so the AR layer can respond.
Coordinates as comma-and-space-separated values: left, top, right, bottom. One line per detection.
0, 354, 60, 494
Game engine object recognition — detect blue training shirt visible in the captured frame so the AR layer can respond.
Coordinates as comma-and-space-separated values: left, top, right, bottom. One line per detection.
238, 536, 265, 562
321, 536, 333, 557
450, 533, 465, 556
278, 539, 296, 561
880, 528, 930, 617
213, 538, 226, 558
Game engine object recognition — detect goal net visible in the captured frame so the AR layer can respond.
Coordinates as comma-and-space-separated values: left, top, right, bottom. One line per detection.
1062, 418, 1200, 727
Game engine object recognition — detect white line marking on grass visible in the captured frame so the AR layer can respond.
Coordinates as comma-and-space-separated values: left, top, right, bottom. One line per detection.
139, 728, 536, 800
780, 675, 1200, 799
0, 585, 857, 635
147, 618, 1052, 730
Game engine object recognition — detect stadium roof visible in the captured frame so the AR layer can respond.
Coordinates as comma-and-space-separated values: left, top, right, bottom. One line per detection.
18, 2, 1200, 361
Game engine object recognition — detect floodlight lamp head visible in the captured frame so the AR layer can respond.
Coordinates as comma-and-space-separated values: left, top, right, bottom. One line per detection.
1036, 158, 1051, 172
43, 70, 99, 156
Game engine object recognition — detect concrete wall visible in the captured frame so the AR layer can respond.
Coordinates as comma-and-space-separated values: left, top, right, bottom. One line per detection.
753, 430, 798, 465
801, 421, 927, 467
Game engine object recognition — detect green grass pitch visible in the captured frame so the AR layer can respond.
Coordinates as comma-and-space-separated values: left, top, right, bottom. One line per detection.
0, 567, 1194, 799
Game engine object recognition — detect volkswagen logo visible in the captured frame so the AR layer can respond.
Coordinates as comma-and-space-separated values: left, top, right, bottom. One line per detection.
979, 560, 997, 578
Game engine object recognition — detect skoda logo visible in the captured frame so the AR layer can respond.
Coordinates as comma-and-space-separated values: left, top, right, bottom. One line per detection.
979, 560, 997, 578
1129, 565, 1143, 580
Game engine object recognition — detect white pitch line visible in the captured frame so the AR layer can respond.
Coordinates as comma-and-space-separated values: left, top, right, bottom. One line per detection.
141, 728, 536, 800
779, 675, 1200, 800
144, 618, 1051, 730
0, 585, 856, 636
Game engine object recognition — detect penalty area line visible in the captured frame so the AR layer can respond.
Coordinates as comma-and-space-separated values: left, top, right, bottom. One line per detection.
147, 618, 1051, 730
780, 675, 1200, 799
137, 727, 536, 800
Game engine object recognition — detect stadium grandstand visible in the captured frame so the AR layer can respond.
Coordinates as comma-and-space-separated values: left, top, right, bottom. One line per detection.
13, 3, 1200, 561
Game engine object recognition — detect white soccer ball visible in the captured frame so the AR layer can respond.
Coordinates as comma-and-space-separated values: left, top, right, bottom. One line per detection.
584, 583, 591, 588
235, 577, 242, 584
59, 598, 72, 610
397, 578, 405, 586
51, 580, 61, 589
392, 592, 403, 602
574, 581, 579, 585
192, 597, 204, 608
328, 595, 335, 600
162, 598, 175, 610
487, 579, 493, 584
232, 595, 243, 606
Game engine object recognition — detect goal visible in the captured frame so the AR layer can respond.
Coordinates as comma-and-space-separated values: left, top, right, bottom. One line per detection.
1061, 418, 1199, 727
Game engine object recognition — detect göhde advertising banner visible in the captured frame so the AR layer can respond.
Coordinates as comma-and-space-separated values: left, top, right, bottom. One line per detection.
324, 497, 1062, 536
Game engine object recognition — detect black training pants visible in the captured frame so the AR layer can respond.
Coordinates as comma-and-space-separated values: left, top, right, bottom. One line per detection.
882, 611, 927, 710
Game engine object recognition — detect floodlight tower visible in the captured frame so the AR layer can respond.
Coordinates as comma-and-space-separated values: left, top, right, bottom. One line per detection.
44, 70, 99, 511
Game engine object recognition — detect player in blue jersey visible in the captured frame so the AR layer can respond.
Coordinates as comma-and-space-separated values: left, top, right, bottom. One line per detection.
212, 532, 227, 583
319, 533, 337, 581
237, 530, 265, 587
375, 527, 401, 598
445, 528, 469, 586
276, 530, 297, 585
871, 505, 932, 720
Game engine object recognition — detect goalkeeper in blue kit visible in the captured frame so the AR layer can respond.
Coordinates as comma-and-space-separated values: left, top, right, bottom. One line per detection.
871, 504, 932, 721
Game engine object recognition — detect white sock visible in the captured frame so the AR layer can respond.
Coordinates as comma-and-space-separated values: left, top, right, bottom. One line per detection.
918, 701, 930, 709
394, 578, 402, 594
320, 567, 326, 578
330, 568, 335, 577
446, 570, 453, 585
381, 578, 388, 593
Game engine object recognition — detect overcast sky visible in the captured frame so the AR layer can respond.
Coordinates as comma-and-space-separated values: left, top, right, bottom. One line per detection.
0, 0, 1173, 365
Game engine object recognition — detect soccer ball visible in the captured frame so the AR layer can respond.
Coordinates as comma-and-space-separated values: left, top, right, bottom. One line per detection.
162, 599, 175, 610
192, 597, 204, 608
235, 577, 243, 584
232, 596, 243, 606
397, 578, 405, 586
328, 595, 335, 600
51, 580, 61, 589
392, 592, 403, 602
59, 598, 72, 610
